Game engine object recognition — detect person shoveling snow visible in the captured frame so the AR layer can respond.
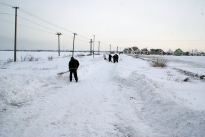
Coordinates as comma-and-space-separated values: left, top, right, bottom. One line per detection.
68, 57, 79, 82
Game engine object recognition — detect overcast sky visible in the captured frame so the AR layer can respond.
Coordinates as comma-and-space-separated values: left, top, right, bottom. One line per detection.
0, 0, 205, 52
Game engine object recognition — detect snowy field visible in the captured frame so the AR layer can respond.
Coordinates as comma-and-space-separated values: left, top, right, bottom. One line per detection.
0, 51, 205, 137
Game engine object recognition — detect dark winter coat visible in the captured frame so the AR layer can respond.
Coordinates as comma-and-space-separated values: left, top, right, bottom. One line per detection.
113, 55, 116, 63
109, 54, 112, 62
69, 57, 79, 70
116, 54, 118, 60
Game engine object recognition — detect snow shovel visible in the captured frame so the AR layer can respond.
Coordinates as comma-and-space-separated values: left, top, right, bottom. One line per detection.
57, 70, 69, 76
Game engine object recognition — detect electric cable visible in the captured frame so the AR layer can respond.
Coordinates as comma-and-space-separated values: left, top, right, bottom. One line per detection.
0, 2, 13, 7
0, 12, 14, 15
18, 15, 58, 33
19, 8, 74, 33
0, 17, 56, 34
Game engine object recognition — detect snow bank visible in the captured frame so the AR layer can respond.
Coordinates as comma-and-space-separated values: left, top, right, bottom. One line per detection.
0, 52, 104, 107
115, 55, 205, 136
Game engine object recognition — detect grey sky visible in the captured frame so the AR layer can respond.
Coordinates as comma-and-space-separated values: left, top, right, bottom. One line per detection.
0, 0, 205, 52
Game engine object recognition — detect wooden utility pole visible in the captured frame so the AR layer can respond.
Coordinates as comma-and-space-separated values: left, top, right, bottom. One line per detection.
56, 33, 62, 56
93, 35, 95, 58
89, 39, 92, 54
13, 7, 19, 62
98, 41, 100, 54
72, 33, 77, 57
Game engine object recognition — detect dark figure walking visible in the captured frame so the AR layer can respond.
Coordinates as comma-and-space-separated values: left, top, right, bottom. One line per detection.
69, 57, 79, 82
109, 54, 112, 62
115, 54, 119, 63
113, 54, 116, 63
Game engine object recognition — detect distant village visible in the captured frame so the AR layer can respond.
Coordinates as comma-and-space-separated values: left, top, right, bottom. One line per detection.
123, 47, 205, 56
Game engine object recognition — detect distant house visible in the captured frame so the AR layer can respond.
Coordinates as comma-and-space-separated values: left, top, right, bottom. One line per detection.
197, 52, 201, 56
189, 51, 197, 56
150, 49, 164, 55
174, 48, 183, 56
199, 52, 205, 56
134, 49, 140, 54
123, 47, 134, 54
140, 48, 149, 55
166, 49, 173, 55
183, 51, 190, 56
131, 46, 139, 51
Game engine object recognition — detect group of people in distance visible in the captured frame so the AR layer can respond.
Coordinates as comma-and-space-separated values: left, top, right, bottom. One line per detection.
108, 54, 119, 63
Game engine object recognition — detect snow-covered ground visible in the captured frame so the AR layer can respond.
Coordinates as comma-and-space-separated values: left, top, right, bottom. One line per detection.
0, 51, 205, 137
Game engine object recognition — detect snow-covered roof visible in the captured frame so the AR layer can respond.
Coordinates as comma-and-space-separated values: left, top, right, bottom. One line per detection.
167, 49, 173, 53
123, 47, 134, 51
141, 48, 148, 51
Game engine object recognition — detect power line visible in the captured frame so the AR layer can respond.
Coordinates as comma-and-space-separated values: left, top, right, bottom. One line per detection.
0, 2, 13, 7
62, 35, 89, 43
19, 8, 92, 41
0, 12, 14, 15
77, 34, 90, 40
0, 2, 94, 42
0, 18, 55, 34
18, 15, 58, 33
76, 38, 89, 43
63, 33, 74, 38
19, 24, 55, 34
19, 8, 74, 33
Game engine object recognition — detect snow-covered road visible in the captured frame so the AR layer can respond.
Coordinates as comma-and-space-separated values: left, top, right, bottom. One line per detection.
1, 57, 160, 136
1, 52, 205, 136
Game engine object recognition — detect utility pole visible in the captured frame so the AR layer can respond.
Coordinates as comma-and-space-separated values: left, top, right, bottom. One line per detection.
110, 44, 111, 54
72, 33, 77, 57
117, 46, 118, 53
13, 7, 19, 62
89, 39, 92, 54
93, 35, 95, 58
56, 33, 62, 56
98, 41, 100, 54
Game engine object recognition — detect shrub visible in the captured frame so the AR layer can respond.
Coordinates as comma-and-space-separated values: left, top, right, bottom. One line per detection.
200, 75, 204, 79
35, 58, 40, 61
7, 58, 13, 63
149, 57, 168, 68
183, 77, 189, 82
23, 54, 34, 61
48, 56, 53, 61
77, 53, 85, 57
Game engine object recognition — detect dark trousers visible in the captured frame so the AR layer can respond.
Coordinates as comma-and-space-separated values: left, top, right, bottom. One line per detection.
70, 69, 78, 82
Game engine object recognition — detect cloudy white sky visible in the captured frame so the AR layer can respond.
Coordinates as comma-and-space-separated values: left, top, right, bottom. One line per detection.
0, 0, 205, 52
